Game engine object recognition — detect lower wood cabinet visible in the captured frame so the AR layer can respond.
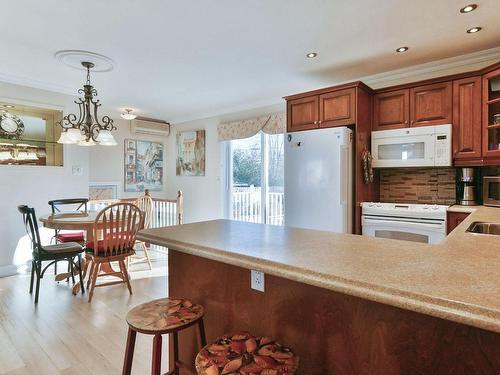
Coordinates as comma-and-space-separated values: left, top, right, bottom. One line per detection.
319, 88, 355, 127
410, 81, 452, 127
453, 76, 482, 164
447, 211, 471, 234
373, 89, 409, 131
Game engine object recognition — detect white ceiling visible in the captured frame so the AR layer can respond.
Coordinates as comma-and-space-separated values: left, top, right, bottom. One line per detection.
1, 0, 499, 123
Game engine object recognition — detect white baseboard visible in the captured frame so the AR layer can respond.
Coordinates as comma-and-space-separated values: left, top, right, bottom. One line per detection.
0, 264, 18, 278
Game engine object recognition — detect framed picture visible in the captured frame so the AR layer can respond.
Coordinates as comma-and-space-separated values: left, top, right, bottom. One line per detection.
124, 139, 163, 192
176, 130, 205, 176
89, 183, 118, 200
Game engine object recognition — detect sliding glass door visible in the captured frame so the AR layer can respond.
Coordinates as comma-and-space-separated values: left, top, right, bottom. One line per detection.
226, 132, 284, 225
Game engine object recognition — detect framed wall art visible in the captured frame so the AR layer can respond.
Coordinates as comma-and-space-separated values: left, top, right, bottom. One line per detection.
176, 130, 205, 176
124, 139, 163, 192
89, 182, 119, 200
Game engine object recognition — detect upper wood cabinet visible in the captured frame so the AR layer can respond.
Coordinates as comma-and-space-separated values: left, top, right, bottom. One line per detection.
319, 88, 355, 127
452, 76, 482, 163
286, 88, 356, 132
373, 89, 409, 131
410, 82, 452, 127
287, 96, 319, 132
482, 67, 500, 163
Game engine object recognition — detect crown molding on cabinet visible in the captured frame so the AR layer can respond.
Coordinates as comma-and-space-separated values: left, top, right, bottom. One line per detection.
361, 47, 500, 89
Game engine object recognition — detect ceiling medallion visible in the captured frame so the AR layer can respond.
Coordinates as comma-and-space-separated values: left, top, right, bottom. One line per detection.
57, 61, 117, 146
54, 50, 115, 72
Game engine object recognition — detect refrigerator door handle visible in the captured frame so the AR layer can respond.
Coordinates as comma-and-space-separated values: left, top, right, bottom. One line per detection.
339, 144, 348, 205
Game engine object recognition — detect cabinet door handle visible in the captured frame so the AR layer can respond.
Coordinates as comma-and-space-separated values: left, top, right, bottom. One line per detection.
318, 120, 322, 125
314, 120, 318, 125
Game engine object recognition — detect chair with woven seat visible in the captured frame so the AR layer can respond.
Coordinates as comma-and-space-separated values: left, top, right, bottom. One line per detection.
85, 202, 143, 302
128, 193, 154, 270
18, 205, 85, 304
122, 297, 206, 375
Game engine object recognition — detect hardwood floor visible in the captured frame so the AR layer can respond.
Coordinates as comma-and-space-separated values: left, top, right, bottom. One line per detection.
0, 249, 170, 375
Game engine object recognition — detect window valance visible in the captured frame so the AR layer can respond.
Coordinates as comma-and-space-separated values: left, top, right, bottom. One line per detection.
217, 112, 285, 142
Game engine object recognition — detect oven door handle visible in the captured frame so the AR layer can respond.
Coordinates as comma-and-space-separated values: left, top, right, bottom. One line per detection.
362, 216, 445, 229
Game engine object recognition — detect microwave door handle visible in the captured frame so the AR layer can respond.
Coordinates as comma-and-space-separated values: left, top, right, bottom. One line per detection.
362, 217, 444, 229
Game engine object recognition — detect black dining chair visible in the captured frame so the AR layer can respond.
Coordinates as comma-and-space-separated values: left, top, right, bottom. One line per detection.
18, 205, 85, 304
48, 198, 88, 274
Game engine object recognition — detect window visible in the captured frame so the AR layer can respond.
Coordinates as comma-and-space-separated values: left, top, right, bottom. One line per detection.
0, 102, 63, 166
225, 132, 284, 225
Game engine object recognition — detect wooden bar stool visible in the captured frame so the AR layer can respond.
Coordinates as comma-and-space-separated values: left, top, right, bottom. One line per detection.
123, 297, 206, 375
195, 332, 299, 375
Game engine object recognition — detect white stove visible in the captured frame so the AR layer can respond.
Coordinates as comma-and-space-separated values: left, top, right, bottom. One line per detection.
361, 202, 449, 244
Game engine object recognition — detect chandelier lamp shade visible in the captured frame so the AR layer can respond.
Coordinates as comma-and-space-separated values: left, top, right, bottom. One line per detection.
57, 61, 117, 146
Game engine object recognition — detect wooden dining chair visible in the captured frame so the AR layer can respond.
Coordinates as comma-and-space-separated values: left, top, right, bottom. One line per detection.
18, 205, 85, 304
129, 194, 154, 270
48, 198, 88, 274
85, 203, 143, 302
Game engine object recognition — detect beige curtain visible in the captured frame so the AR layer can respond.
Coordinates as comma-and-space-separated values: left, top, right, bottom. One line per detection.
217, 112, 285, 142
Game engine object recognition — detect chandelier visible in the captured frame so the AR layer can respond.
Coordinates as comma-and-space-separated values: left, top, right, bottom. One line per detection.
57, 61, 117, 146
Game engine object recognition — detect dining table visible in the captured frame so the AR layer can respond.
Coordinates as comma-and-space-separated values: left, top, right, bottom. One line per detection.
39, 210, 118, 295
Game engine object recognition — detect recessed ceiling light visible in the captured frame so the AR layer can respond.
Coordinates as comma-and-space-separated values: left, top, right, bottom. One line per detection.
396, 46, 409, 53
306, 52, 318, 58
120, 108, 137, 120
460, 4, 477, 13
3, 104, 15, 109
466, 26, 482, 33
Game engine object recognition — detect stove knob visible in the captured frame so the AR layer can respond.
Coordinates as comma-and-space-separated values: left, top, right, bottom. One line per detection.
432, 205, 439, 210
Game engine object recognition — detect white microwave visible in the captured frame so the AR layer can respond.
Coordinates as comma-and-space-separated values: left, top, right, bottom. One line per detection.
371, 124, 452, 168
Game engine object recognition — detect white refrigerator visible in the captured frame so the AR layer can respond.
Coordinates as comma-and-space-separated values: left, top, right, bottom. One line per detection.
284, 127, 353, 233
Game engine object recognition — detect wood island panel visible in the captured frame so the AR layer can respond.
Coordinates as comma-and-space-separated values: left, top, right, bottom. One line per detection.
169, 250, 500, 375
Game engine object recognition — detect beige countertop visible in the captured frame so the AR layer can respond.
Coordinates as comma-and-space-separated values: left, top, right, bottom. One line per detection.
138, 206, 500, 333
447, 204, 480, 213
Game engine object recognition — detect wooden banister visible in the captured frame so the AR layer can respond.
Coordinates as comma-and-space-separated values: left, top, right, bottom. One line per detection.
119, 190, 183, 227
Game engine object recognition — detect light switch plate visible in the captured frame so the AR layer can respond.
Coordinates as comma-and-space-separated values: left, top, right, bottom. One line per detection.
251, 270, 265, 292
72, 165, 83, 176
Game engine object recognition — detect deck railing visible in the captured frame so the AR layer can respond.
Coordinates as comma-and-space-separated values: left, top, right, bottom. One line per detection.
231, 187, 284, 225
95, 190, 183, 229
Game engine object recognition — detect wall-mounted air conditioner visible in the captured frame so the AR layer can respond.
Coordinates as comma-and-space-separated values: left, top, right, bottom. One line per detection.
130, 117, 171, 137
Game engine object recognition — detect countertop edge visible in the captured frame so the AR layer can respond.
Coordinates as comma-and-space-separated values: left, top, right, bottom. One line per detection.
137, 232, 500, 334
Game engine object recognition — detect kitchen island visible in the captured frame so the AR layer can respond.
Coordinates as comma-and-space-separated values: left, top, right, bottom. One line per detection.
137, 207, 500, 374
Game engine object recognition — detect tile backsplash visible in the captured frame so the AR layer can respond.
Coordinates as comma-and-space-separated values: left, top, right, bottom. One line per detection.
379, 168, 456, 205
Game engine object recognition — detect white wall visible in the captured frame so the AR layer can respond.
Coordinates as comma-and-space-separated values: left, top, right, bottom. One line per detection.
88, 103, 284, 224
0, 82, 89, 276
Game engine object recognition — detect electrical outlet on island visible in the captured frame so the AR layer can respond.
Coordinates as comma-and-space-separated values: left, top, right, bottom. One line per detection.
251, 270, 265, 292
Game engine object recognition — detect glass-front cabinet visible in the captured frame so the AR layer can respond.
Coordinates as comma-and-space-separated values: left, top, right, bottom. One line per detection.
0, 102, 63, 166
483, 68, 500, 158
